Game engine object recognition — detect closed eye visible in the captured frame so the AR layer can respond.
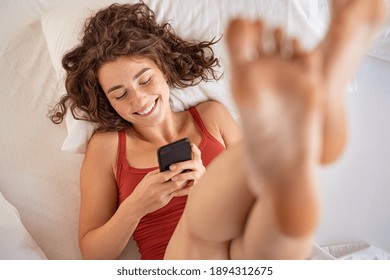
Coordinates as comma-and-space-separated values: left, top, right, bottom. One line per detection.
139, 77, 152, 86
115, 91, 128, 100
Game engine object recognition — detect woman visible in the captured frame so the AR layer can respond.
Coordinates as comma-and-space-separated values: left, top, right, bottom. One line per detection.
50, 0, 385, 259
51, 2, 240, 260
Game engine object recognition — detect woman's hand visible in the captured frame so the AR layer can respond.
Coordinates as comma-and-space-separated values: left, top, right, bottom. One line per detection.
129, 144, 205, 216
130, 167, 191, 216
169, 144, 206, 195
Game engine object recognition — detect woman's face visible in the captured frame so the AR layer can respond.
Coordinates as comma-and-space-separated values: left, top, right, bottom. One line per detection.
97, 56, 171, 128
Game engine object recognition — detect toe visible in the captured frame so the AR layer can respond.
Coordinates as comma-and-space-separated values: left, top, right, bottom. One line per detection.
291, 38, 303, 58
273, 28, 283, 55
226, 19, 263, 66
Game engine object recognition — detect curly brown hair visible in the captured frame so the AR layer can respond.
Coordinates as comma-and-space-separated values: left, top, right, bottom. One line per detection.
49, 1, 221, 132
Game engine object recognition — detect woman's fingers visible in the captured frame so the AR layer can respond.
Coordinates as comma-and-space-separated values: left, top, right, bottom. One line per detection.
172, 171, 199, 182
172, 186, 193, 197
146, 144, 205, 195
169, 161, 194, 172
157, 168, 185, 182
169, 159, 204, 174
191, 143, 202, 161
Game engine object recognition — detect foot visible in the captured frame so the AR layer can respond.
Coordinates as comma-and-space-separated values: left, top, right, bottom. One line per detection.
226, 19, 323, 236
318, 0, 387, 163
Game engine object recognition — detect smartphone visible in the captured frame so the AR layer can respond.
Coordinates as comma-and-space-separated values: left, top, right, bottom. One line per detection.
157, 138, 192, 172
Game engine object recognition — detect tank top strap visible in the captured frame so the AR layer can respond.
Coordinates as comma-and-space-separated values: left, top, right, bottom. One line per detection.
188, 106, 218, 142
116, 130, 126, 186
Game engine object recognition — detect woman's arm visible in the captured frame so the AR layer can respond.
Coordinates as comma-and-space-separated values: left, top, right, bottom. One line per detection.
78, 132, 142, 259
78, 132, 187, 259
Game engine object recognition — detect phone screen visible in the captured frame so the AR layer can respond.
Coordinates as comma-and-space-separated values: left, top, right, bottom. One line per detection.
157, 138, 192, 172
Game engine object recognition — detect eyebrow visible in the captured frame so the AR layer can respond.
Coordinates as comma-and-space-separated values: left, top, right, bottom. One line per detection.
106, 67, 151, 94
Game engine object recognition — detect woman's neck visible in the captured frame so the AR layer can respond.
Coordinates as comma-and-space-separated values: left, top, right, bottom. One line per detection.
130, 110, 187, 145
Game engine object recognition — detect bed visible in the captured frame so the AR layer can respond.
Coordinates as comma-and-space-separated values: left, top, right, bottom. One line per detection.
1, 0, 390, 260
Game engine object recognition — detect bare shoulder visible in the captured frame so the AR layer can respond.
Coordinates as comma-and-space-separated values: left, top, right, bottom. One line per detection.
87, 131, 118, 150
86, 131, 117, 153
83, 130, 119, 170
194, 100, 233, 127
195, 101, 242, 147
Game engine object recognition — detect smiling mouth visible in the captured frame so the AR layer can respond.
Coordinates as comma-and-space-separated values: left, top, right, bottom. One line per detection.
135, 98, 158, 116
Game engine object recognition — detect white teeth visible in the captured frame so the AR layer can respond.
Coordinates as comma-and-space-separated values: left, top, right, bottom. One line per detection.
137, 100, 156, 115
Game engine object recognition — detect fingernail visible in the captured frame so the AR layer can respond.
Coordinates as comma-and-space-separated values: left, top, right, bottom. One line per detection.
171, 176, 177, 181
170, 164, 176, 170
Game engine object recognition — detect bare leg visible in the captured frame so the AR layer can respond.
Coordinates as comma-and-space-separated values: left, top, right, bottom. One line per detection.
318, 0, 386, 163
165, 144, 255, 259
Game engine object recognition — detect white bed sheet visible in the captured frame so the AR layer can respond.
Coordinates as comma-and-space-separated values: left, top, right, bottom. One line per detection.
1, 0, 390, 260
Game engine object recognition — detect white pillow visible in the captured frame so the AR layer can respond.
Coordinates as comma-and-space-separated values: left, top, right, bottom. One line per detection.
0, 192, 47, 260
41, 0, 328, 154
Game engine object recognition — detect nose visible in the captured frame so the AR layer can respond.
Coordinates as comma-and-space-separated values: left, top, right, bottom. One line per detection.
127, 88, 148, 107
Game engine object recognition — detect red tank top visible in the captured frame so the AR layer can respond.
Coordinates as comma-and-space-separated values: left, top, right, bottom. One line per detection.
116, 107, 225, 259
